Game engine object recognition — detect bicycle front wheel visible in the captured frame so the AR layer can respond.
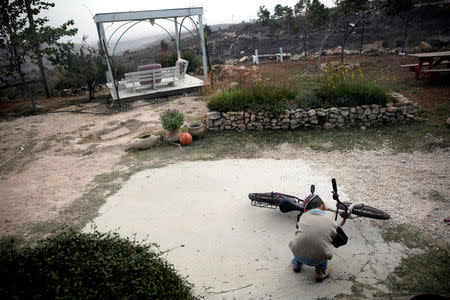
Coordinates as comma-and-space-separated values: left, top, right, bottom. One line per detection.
350, 204, 390, 220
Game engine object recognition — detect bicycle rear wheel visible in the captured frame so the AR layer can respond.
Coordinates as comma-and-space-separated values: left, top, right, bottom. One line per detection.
249, 192, 299, 208
350, 204, 390, 220
249, 192, 281, 208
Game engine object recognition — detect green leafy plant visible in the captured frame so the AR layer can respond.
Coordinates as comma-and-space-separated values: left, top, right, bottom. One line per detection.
160, 109, 184, 130
0, 229, 196, 299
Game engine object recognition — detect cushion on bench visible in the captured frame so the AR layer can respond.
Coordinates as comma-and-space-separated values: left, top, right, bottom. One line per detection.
138, 64, 162, 84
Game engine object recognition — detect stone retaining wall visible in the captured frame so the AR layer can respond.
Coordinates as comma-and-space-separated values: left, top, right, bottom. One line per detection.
206, 96, 419, 131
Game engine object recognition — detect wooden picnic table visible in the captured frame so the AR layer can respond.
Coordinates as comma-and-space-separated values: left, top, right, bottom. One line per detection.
401, 51, 450, 79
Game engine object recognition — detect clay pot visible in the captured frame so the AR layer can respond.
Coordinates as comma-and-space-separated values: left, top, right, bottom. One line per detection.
166, 128, 182, 142
129, 135, 161, 150
187, 122, 205, 139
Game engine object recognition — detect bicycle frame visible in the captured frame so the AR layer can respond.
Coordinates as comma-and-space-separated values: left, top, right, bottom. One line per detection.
269, 191, 360, 223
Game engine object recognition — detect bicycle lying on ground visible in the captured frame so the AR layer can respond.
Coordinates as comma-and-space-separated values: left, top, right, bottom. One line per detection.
249, 178, 390, 226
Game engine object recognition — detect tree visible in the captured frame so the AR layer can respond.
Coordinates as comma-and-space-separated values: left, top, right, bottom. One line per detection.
0, 0, 77, 110
0, 0, 36, 110
23, 0, 77, 98
203, 24, 212, 37
334, 0, 379, 63
273, 4, 294, 20
291, 0, 329, 57
257, 5, 271, 25
51, 37, 106, 100
383, 0, 413, 52
257, 5, 284, 35
160, 39, 168, 50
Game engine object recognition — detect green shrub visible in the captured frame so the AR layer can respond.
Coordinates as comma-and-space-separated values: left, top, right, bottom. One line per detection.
300, 81, 388, 109
0, 229, 196, 299
207, 85, 296, 113
298, 65, 388, 109
211, 57, 225, 65
162, 51, 202, 73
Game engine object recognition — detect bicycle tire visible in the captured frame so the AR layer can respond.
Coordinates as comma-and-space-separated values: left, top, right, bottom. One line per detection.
350, 204, 390, 220
249, 192, 282, 206
249, 192, 300, 206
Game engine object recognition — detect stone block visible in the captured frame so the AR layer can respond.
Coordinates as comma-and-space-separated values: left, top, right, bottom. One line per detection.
329, 113, 340, 119
207, 111, 221, 120
330, 107, 340, 114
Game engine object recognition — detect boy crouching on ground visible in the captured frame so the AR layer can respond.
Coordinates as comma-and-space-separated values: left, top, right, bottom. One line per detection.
289, 195, 348, 282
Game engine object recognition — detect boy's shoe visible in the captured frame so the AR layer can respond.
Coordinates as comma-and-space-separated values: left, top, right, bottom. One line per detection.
292, 263, 302, 273
291, 259, 302, 273
315, 267, 330, 282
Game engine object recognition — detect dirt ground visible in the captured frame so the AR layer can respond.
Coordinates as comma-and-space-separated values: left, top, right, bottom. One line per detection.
0, 96, 207, 236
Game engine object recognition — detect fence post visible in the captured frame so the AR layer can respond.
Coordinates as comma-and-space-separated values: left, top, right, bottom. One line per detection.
254, 49, 259, 64
280, 48, 284, 63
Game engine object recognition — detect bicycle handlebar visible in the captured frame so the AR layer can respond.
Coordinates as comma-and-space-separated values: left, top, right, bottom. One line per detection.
331, 178, 349, 226
332, 178, 338, 193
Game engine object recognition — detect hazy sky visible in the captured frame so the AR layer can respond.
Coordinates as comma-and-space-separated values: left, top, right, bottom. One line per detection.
46, 0, 336, 43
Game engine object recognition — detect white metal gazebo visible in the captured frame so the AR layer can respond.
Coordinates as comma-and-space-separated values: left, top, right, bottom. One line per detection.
94, 7, 208, 102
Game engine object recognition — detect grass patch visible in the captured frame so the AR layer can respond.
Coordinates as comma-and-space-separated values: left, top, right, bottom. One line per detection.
333, 275, 388, 299
382, 223, 449, 296
382, 224, 430, 249
79, 119, 141, 144
386, 248, 450, 296
0, 229, 196, 299
0, 139, 38, 174
429, 190, 447, 202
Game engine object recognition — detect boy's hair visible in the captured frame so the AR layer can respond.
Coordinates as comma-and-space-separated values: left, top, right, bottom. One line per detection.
305, 195, 324, 211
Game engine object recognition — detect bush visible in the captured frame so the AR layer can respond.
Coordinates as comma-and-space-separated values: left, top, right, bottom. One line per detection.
298, 65, 388, 109
211, 57, 225, 65
207, 85, 296, 113
301, 82, 388, 109
162, 51, 202, 73
0, 229, 196, 299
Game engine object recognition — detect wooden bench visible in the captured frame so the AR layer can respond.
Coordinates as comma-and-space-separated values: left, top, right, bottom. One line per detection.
421, 68, 450, 73
124, 67, 177, 92
400, 60, 449, 68
400, 62, 431, 68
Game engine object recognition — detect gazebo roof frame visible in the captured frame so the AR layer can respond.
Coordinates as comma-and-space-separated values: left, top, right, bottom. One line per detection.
94, 7, 203, 23
93, 7, 208, 102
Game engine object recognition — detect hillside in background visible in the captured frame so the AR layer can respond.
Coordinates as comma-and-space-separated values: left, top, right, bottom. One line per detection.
114, 2, 449, 68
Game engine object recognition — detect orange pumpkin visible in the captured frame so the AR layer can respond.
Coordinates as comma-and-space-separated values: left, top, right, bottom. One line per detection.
179, 132, 193, 145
